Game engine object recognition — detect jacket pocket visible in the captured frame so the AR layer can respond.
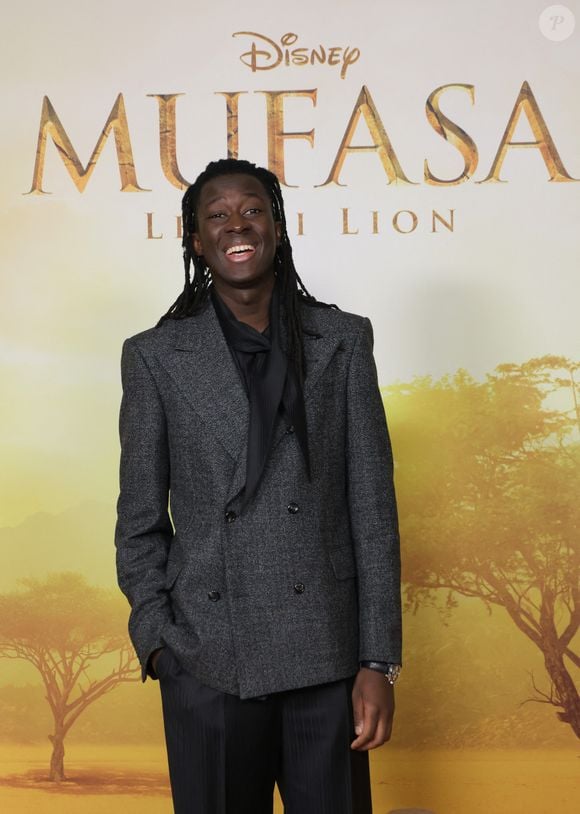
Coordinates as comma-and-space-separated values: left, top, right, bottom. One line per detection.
328, 545, 356, 580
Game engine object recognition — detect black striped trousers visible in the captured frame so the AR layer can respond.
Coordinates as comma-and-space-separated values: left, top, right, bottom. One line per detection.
157, 646, 373, 814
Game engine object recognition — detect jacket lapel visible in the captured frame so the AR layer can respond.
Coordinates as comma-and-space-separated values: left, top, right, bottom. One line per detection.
303, 331, 342, 402
156, 298, 341, 486
158, 301, 249, 463
269, 307, 342, 451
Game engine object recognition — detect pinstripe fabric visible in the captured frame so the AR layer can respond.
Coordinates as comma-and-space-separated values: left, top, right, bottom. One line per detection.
158, 647, 372, 814
159, 647, 226, 812
277, 676, 372, 814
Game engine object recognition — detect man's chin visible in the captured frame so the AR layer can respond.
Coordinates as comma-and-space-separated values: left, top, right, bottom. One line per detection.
209, 267, 276, 291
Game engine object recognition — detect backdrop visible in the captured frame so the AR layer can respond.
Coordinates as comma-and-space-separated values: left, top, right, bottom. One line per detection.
1, 1, 578, 812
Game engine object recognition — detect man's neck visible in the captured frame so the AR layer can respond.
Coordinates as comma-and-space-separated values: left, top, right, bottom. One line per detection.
212, 275, 275, 332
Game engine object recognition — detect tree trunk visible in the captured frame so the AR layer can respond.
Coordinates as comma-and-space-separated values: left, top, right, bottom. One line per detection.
544, 650, 580, 738
48, 728, 66, 782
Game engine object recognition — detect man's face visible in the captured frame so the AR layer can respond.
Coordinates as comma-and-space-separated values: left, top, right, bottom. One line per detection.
192, 173, 282, 294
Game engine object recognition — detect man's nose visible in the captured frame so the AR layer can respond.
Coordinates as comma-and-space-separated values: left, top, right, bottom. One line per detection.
227, 212, 248, 231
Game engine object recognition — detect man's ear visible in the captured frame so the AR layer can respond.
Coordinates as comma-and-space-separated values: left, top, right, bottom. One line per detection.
192, 232, 203, 257
275, 222, 282, 246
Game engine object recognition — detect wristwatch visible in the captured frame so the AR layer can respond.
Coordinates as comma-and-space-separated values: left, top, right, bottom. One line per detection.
360, 661, 402, 685
384, 663, 402, 685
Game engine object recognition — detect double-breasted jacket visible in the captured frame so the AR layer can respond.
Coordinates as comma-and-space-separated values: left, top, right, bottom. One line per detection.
114, 296, 402, 699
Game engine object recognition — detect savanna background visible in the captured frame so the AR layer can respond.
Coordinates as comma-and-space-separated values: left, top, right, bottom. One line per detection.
1, 1, 578, 812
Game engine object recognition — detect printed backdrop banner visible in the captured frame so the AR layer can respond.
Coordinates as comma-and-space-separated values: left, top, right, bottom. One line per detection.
1, 1, 578, 812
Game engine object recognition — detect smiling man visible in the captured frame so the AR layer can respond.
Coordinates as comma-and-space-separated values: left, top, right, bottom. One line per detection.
114, 158, 402, 814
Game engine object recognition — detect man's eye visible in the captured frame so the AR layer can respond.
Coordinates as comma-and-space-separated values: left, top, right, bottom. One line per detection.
208, 212, 225, 219
245, 208, 261, 215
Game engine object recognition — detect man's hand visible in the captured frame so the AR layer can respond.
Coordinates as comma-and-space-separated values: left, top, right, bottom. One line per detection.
350, 667, 395, 750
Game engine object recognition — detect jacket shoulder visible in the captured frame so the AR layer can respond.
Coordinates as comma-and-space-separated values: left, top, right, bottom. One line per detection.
300, 300, 369, 338
121, 317, 177, 355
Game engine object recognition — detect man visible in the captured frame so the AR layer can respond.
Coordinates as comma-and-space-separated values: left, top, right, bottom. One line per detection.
115, 158, 402, 813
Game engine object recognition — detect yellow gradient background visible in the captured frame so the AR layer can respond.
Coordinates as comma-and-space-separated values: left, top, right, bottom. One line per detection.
0, 1, 578, 812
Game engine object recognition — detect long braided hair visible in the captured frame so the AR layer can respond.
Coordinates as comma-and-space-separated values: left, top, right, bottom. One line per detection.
156, 158, 335, 386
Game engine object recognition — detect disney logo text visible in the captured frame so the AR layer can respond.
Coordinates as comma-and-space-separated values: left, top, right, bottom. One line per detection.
232, 31, 360, 80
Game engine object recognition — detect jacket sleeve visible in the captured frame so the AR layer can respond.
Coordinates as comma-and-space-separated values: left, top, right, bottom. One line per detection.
346, 317, 402, 665
114, 337, 174, 682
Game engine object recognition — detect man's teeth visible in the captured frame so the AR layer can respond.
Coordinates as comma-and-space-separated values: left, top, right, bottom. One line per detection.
226, 245, 255, 256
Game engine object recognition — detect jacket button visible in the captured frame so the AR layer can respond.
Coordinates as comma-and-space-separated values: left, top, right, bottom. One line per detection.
208, 590, 221, 602
286, 425, 295, 434
294, 582, 305, 594
225, 510, 237, 524
287, 502, 299, 514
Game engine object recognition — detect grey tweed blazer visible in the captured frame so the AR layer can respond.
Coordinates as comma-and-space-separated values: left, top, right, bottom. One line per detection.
114, 296, 402, 699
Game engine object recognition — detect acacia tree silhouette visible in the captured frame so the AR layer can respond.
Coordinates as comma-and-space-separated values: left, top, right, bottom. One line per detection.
387, 355, 579, 736
0, 572, 140, 781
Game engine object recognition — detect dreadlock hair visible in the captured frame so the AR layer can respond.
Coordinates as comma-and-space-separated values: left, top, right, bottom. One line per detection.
156, 157, 336, 387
